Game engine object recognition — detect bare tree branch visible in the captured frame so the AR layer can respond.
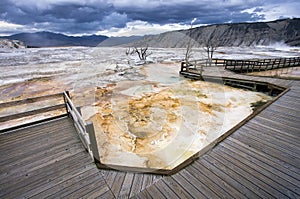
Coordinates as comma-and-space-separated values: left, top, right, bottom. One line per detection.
134, 46, 151, 61
202, 26, 219, 66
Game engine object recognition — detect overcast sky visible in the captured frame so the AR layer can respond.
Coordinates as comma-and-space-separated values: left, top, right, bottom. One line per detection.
0, 0, 299, 37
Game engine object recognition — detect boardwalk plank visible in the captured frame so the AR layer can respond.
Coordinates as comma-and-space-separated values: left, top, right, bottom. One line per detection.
193, 158, 243, 198
0, 117, 110, 199
171, 172, 207, 198
118, 172, 135, 198
246, 120, 300, 147
227, 137, 300, 178
162, 176, 193, 199
221, 141, 300, 196
232, 129, 300, 168
30, 165, 98, 199
249, 117, 299, 138
96, 189, 115, 199
143, 183, 165, 199
0, 136, 81, 169
0, 142, 84, 183
201, 155, 260, 199
129, 174, 144, 198
242, 125, 300, 156
110, 171, 126, 198
152, 179, 179, 199
188, 162, 235, 198
63, 173, 107, 199
179, 168, 220, 198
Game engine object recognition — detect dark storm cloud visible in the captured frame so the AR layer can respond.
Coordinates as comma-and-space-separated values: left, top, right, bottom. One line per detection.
0, 0, 298, 35
114, 1, 263, 25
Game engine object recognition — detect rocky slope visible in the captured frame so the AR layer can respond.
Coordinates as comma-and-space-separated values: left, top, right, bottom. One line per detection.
97, 36, 142, 47
0, 39, 26, 49
128, 18, 300, 47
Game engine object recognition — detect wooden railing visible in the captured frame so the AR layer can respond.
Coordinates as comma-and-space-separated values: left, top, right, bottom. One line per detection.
0, 91, 100, 163
63, 91, 100, 162
181, 57, 300, 75
214, 57, 300, 73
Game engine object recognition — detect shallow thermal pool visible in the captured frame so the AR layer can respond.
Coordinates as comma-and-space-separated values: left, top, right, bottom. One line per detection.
82, 63, 272, 173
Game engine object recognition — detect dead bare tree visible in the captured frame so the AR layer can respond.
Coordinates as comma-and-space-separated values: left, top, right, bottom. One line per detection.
184, 18, 197, 65
134, 46, 151, 61
202, 25, 219, 67
125, 47, 135, 56
204, 39, 217, 67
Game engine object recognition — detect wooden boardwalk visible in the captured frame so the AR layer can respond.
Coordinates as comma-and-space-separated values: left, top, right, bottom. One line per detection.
1, 70, 300, 198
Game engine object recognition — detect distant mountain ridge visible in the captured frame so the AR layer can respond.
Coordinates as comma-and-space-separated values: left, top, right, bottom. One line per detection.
0, 31, 108, 47
128, 18, 300, 47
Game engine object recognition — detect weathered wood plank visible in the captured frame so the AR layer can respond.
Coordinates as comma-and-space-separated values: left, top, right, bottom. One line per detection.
193, 158, 243, 198
188, 162, 234, 198
96, 189, 115, 199
135, 189, 153, 199
242, 125, 300, 156
45, 170, 103, 198
0, 116, 72, 144
110, 171, 126, 198
227, 137, 300, 178
232, 129, 300, 167
152, 179, 179, 199
162, 176, 193, 198
103, 170, 118, 188
118, 172, 135, 198
257, 112, 300, 129
62, 173, 107, 199
142, 183, 165, 199
1, 152, 91, 198
0, 117, 110, 199
0, 129, 77, 162
221, 141, 300, 196
246, 121, 300, 148
27, 163, 97, 198
0, 142, 84, 182
170, 173, 207, 198
249, 116, 299, 137
141, 174, 155, 190
81, 183, 111, 199
201, 156, 259, 198
216, 143, 298, 198
179, 168, 221, 198
129, 174, 144, 198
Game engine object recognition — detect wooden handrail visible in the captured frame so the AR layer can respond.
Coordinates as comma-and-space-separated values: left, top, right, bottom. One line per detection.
215, 57, 300, 73
63, 92, 100, 163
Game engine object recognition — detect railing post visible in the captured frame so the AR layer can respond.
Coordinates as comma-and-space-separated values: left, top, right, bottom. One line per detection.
86, 122, 101, 163
76, 106, 82, 115
63, 91, 71, 116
